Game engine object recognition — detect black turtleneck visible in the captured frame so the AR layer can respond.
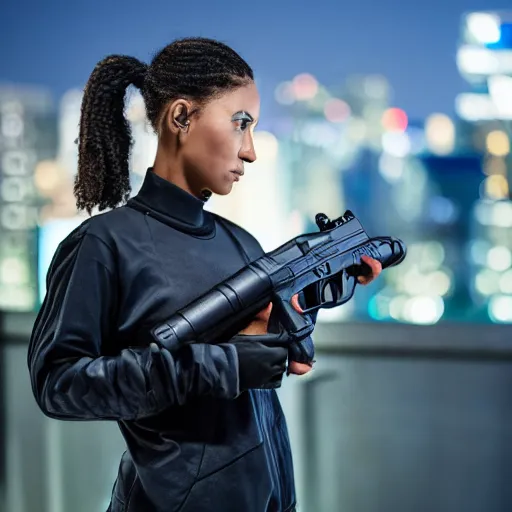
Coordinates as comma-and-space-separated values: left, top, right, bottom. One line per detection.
128, 168, 216, 237
28, 168, 298, 512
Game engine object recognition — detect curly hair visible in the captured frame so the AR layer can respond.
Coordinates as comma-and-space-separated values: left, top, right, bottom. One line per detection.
74, 37, 254, 214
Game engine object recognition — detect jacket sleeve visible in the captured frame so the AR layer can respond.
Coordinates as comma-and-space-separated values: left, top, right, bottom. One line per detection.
27, 226, 240, 422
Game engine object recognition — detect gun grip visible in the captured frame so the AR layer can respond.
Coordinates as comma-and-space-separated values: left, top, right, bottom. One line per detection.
268, 294, 313, 340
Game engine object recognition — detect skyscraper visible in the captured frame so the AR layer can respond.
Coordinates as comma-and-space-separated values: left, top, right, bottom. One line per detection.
456, 10, 512, 323
0, 85, 57, 312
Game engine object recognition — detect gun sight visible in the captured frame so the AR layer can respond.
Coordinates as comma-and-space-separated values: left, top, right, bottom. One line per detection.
315, 210, 355, 232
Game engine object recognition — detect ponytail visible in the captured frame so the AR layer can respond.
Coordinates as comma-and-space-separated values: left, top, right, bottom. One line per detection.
74, 55, 147, 214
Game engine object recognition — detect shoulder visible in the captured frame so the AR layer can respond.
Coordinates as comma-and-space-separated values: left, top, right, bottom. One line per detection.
48, 205, 141, 272
83, 205, 142, 246
211, 212, 265, 259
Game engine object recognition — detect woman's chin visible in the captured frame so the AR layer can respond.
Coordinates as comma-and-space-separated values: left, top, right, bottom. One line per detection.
212, 182, 235, 196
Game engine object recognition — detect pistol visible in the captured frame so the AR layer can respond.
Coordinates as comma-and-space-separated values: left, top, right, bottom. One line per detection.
151, 210, 407, 351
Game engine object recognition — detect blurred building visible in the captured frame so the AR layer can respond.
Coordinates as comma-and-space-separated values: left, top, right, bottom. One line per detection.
373, 11, 512, 326
455, 10, 512, 323
269, 71, 477, 325
455, 10, 512, 190
269, 73, 445, 323
266, 62, 512, 326
0, 85, 57, 312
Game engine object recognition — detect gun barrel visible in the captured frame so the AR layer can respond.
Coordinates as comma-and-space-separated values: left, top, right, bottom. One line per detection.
372, 237, 407, 269
152, 263, 273, 350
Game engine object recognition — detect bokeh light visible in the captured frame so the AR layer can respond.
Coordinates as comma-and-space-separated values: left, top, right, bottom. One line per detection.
34, 160, 66, 198
425, 113, 455, 155
254, 131, 279, 160
324, 98, 351, 123
488, 295, 512, 323
381, 108, 408, 132
292, 73, 319, 101
467, 12, 501, 44
274, 81, 295, 105
483, 175, 509, 200
381, 132, 411, 157
486, 130, 510, 156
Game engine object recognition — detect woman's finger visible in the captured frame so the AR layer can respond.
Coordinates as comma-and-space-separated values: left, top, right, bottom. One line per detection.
254, 301, 273, 321
290, 294, 304, 313
288, 361, 313, 375
358, 256, 382, 284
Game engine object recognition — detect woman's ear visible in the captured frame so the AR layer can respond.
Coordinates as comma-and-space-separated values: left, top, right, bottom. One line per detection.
165, 99, 193, 135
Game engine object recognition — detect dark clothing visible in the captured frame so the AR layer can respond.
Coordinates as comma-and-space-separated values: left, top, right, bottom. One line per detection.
27, 169, 300, 511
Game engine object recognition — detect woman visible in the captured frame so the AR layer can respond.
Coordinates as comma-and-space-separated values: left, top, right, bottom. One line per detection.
27, 37, 382, 512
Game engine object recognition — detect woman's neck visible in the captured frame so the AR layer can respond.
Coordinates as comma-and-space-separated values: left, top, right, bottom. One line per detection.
152, 146, 200, 200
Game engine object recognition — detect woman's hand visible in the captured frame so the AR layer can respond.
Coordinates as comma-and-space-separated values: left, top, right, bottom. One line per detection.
239, 256, 382, 374
238, 295, 304, 337
238, 295, 313, 376
287, 256, 383, 375
238, 302, 274, 336
357, 255, 382, 285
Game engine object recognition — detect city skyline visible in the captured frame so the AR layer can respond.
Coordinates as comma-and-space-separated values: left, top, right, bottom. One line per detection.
1, 0, 508, 120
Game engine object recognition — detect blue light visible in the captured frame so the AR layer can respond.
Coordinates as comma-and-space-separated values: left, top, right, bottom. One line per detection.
428, 196, 458, 225
486, 23, 512, 49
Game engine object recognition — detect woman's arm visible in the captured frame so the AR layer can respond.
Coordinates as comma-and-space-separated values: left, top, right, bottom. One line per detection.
27, 226, 240, 422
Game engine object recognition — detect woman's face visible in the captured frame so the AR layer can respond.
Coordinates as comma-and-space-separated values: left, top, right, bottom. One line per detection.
179, 82, 261, 197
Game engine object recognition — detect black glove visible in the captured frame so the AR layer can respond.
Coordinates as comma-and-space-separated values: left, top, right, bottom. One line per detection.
230, 332, 291, 391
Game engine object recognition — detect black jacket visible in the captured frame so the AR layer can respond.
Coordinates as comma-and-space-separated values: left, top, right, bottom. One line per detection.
28, 169, 310, 512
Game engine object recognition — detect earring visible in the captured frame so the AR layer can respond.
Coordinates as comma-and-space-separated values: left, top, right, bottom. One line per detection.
201, 189, 212, 202
174, 110, 189, 130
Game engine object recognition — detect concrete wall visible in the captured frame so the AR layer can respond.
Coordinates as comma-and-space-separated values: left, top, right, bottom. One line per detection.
2, 314, 512, 512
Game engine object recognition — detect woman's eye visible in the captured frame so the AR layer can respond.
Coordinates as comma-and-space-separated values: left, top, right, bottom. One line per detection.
233, 112, 253, 132
237, 119, 250, 131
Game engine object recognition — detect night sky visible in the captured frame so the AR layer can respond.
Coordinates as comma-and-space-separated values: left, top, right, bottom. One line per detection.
0, 0, 506, 120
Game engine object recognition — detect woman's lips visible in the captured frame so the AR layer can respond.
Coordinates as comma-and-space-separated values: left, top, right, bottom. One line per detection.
231, 170, 244, 181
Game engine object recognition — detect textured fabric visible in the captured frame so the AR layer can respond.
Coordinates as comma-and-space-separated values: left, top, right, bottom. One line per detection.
232, 333, 288, 390
28, 168, 302, 512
